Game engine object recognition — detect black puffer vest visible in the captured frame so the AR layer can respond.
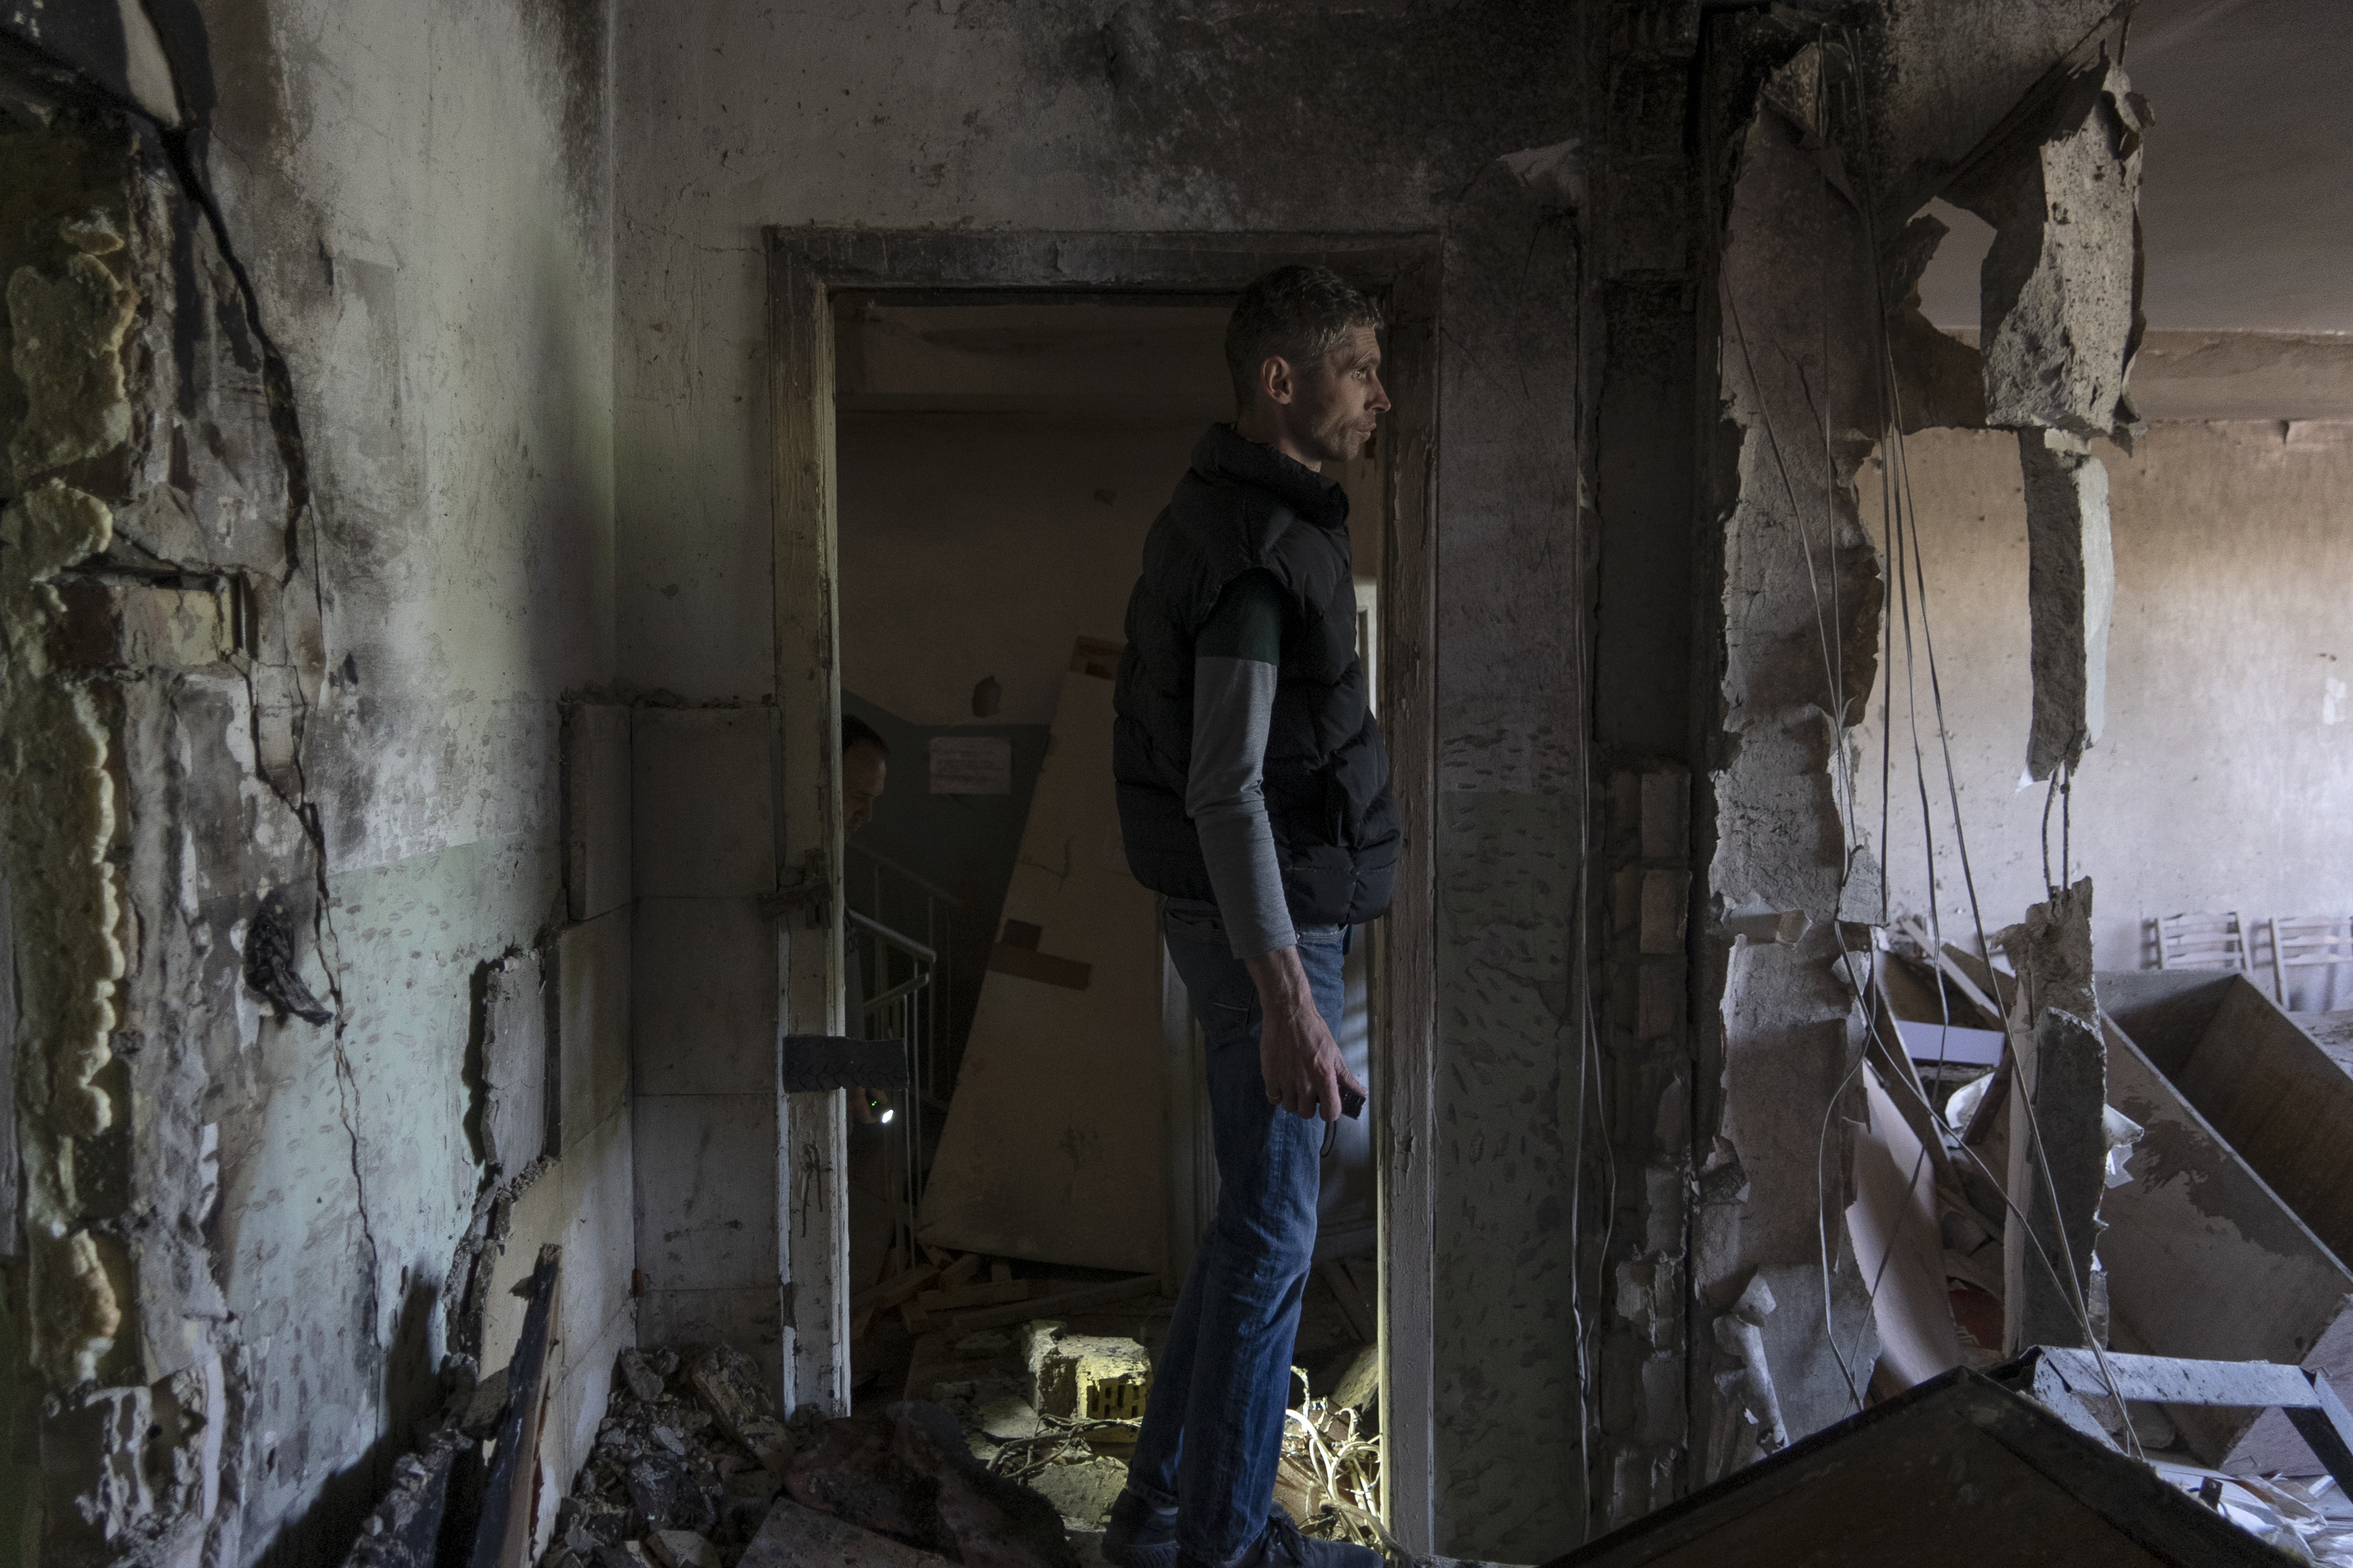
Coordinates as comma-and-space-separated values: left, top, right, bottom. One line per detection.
1113, 425, 1399, 927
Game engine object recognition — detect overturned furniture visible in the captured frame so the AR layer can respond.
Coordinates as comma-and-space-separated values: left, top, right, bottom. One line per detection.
1995, 1346, 2353, 1493
2100, 968, 2353, 1471
1543, 1367, 2286, 1567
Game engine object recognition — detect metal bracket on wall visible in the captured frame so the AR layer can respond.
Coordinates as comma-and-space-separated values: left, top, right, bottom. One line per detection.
780, 1035, 909, 1093
760, 848, 833, 928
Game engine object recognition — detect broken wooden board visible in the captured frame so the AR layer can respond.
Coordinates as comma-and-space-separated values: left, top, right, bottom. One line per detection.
471, 1243, 560, 1568
2102, 969, 2353, 1267
918, 648, 1166, 1271
1540, 1368, 2282, 1567
949, 1271, 1162, 1334
2100, 1005, 2353, 1473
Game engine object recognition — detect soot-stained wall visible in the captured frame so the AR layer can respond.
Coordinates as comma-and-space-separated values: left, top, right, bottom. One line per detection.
0, 3, 621, 1563
613, 2, 1592, 1555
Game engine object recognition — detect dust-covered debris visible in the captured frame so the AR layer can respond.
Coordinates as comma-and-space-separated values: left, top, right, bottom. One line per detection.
783, 1399, 1080, 1568
539, 1345, 801, 1568
1021, 1322, 1152, 1421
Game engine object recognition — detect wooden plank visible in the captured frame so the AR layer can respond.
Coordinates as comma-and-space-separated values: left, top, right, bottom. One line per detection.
949, 1272, 1163, 1334
918, 1279, 1032, 1312
470, 1244, 560, 1568
770, 242, 851, 1418
1375, 242, 1441, 1558
1317, 1260, 1376, 1348
848, 1263, 939, 1315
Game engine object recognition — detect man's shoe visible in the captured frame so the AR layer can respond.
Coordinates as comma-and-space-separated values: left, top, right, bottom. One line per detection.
1233, 1506, 1384, 1568
1103, 1486, 1180, 1568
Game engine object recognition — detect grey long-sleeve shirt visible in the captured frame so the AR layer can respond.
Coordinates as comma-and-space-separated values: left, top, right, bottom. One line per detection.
1185, 569, 1294, 960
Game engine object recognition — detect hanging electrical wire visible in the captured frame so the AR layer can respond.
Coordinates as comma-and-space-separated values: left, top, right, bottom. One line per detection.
1706, 20, 2144, 1450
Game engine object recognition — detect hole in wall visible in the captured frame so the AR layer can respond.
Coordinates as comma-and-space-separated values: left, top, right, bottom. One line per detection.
1911, 198, 1998, 338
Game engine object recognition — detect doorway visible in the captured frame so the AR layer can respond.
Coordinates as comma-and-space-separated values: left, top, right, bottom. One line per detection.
766, 231, 1439, 1552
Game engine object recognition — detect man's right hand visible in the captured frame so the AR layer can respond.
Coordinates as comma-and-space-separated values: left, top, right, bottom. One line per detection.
1245, 945, 1365, 1121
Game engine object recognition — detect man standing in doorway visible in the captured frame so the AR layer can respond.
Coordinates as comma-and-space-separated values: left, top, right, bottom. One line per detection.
1107, 267, 1398, 1568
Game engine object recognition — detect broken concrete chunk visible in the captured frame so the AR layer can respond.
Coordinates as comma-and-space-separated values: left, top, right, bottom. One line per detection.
646, 1529, 720, 1568
784, 1400, 1080, 1568
1955, 62, 2145, 436
2017, 431, 2113, 781
686, 1343, 793, 1474
1021, 1323, 1152, 1422
2003, 876, 2098, 1028
456, 1364, 510, 1438
1707, 1274, 1787, 1482
1028, 1456, 1126, 1530
618, 1346, 666, 1404
2004, 1007, 2107, 1354
627, 1453, 716, 1539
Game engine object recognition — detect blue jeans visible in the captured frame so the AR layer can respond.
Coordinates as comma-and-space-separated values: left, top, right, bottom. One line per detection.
1129, 902, 1349, 1567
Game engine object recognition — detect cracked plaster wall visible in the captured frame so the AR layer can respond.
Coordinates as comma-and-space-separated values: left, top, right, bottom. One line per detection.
1, 2, 623, 1563
613, 2, 1592, 1556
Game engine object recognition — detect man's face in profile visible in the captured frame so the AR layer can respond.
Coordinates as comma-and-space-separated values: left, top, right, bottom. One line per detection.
844, 739, 888, 836
1289, 323, 1388, 466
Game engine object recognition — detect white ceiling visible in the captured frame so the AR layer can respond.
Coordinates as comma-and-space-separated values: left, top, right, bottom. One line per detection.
1916, 0, 2353, 334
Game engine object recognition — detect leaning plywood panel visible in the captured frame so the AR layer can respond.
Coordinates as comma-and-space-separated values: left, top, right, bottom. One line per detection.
2103, 970, 2353, 1267
918, 644, 1166, 1272
2100, 1016, 2353, 1473
1541, 1370, 2278, 1568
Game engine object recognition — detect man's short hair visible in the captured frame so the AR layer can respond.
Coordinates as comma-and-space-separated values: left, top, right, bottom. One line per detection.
842, 713, 889, 758
1224, 266, 1383, 411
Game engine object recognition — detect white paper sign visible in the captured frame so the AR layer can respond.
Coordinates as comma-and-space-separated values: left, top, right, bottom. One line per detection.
929, 735, 1012, 795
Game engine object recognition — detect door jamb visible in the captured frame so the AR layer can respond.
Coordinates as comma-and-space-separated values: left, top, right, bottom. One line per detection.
765, 228, 1439, 1551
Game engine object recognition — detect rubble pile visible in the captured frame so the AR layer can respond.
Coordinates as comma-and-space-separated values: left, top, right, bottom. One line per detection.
547, 1310, 1386, 1568
543, 1346, 807, 1568
783, 1399, 1081, 1568
904, 1320, 1147, 1538
908, 1318, 1384, 1549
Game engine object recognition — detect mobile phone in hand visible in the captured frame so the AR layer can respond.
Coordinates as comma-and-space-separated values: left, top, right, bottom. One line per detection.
1341, 1084, 1365, 1120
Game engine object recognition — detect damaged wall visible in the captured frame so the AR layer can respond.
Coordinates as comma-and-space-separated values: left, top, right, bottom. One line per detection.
1675, 0, 2137, 1516
0, 2, 625, 1563
1858, 420, 2353, 990
612, 1, 1591, 1556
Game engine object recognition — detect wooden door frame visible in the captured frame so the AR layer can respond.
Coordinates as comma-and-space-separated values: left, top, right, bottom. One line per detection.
765, 228, 1440, 1549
